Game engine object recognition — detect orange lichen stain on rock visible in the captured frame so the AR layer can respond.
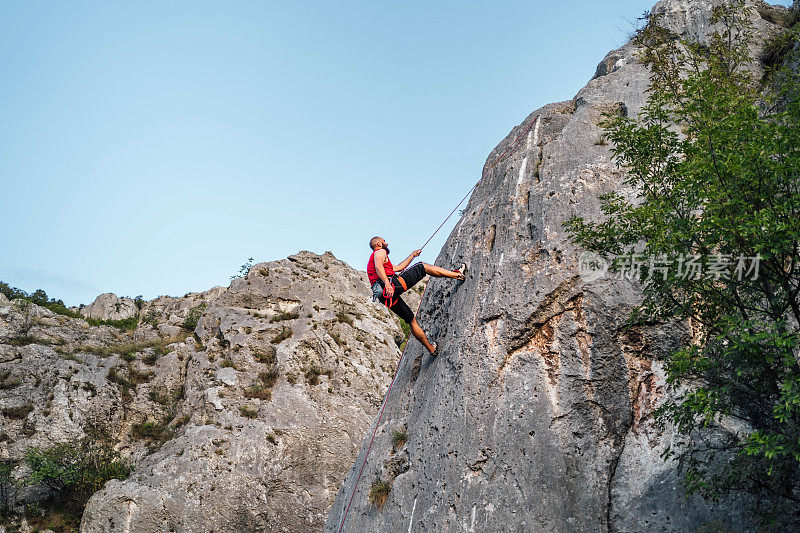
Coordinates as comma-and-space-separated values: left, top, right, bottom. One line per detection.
617, 327, 663, 431
575, 331, 592, 367
631, 371, 661, 430
567, 294, 592, 371
485, 224, 496, 253
530, 320, 560, 387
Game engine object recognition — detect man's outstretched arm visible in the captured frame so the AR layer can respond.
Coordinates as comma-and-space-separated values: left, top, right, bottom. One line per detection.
395, 249, 421, 272
373, 248, 395, 297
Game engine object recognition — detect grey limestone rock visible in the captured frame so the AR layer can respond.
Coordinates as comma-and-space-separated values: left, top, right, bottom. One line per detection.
78, 251, 407, 533
326, 1, 799, 532
81, 293, 139, 321
0, 251, 407, 533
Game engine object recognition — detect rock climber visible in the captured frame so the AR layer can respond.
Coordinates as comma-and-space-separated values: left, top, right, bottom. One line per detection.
367, 236, 466, 356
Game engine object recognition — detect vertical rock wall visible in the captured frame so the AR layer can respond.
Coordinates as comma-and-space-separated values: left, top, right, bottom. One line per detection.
326, 2, 797, 531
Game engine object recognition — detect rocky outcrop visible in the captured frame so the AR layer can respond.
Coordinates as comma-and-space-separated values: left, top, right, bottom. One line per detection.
81, 251, 407, 533
0, 251, 409, 532
326, 2, 798, 532
81, 293, 139, 321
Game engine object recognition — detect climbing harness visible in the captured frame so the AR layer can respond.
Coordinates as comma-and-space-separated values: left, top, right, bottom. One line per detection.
337, 116, 538, 533
381, 275, 407, 309
370, 275, 406, 309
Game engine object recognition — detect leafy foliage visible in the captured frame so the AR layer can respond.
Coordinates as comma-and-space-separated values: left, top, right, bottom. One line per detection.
86, 316, 140, 332
131, 420, 174, 442
182, 303, 206, 331
239, 405, 258, 419
25, 440, 131, 513
230, 257, 255, 281
271, 311, 299, 323
271, 326, 292, 344
398, 320, 411, 351
0, 282, 82, 319
0, 459, 18, 515
564, 2, 800, 508
304, 365, 331, 385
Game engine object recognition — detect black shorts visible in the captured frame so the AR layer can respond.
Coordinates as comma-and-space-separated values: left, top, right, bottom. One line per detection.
386, 297, 414, 324
378, 262, 426, 324
398, 262, 426, 291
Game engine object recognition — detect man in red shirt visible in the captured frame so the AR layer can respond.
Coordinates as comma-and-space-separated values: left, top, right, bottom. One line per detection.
367, 236, 465, 356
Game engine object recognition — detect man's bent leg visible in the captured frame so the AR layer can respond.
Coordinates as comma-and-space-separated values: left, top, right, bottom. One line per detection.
423, 263, 462, 279
410, 317, 436, 354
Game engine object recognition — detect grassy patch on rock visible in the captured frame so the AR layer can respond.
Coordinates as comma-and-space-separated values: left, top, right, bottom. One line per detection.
271, 326, 292, 344
304, 366, 332, 386
239, 405, 258, 419
369, 479, 392, 509
270, 311, 299, 323
391, 429, 407, 449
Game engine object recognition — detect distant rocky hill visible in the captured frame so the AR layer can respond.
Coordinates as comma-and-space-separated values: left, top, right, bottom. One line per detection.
0, 251, 415, 532
326, 1, 800, 532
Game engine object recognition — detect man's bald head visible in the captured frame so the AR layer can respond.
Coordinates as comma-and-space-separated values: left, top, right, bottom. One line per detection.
369, 236, 383, 250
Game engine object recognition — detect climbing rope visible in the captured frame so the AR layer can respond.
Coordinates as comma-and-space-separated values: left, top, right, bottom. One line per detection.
336, 281, 429, 533
337, 116, 538, 532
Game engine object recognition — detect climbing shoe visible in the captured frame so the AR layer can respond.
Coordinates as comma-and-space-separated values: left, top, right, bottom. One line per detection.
454, 263, 468, 281
430, 343, 438, 358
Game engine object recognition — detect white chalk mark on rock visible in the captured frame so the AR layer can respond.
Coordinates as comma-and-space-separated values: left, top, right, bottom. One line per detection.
407, 497, 417, 533
123, 500, 137, 533
469, 503, 477, 532
516, 156, 529, 187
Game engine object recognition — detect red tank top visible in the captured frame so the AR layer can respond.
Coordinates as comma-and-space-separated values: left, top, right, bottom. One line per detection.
367, 250, 395, 284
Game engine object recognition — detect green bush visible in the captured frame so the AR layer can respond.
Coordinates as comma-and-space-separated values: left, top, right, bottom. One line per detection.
131, 420, 173, 442
230, 257, 255, 281
259, 368, 279, 388
398, 320, 411, 351
142, 308, 159, 327
391, 429, 407, 449
182, 304, 206, 331
270, 311, 299, 323
271, 326, 292, 344
0, 282, 82, 319
86, 316, 139, 332
252, 345, 277, 365
335, 310, 354, 327
368, 479, 392, 508
244, 384, 272, 401
25, 440, 131, 512
304, 366, 332, 386
239, 406, 258, 419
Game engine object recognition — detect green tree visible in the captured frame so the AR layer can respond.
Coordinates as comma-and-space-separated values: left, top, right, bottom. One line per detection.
0, 459, 18, 515
25, 439, 132, 513
0, 281, 82, 319
230, 257, 255, 281
565, 1, 800, 510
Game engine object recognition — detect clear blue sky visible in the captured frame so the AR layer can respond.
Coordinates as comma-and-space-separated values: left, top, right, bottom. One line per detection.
1, 1, 790, 306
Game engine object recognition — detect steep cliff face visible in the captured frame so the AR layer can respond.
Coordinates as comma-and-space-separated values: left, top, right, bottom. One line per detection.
0, 252, 407, 532
326, 2, 796, 531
